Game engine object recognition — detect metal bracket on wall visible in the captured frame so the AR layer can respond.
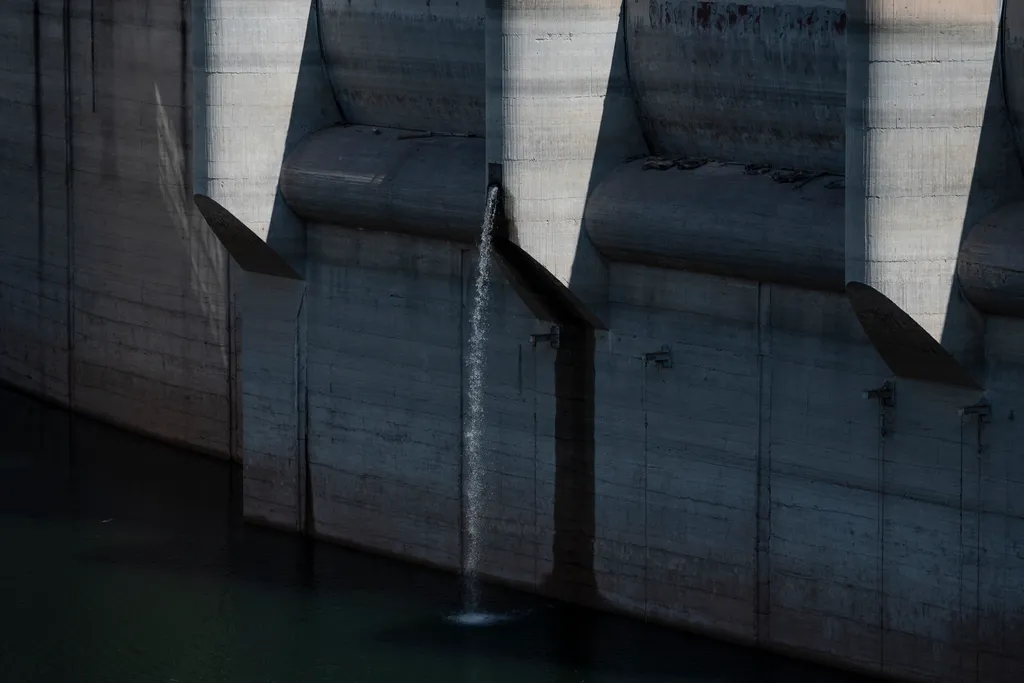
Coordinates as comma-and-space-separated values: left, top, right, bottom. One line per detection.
863, 380, 896, 437
863, 380, 895, 407
643, 345, 673, 369
959, 398, 991, 454
959, 398, 991, 422
530, 326, 560, 349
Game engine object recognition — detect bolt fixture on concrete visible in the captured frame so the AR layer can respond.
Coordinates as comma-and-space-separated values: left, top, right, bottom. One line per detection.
529, 326, 560, 349
643, 345, 673, 369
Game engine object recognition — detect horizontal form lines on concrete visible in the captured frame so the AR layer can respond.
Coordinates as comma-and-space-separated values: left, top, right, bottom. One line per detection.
314, 516, 460, 568
309, 348, 458, 389
314, 470, 459, 522
307, 355, 460, 393
72, 276, 226, 324
311, 445, 459, 497
308, 401, 459, 450
72, 323, 224, 378
606, 329, 755, 363
73, 281, 225, 330
0, 278, 68, 314
313, 280, 459, 320
310, 332, 460, 372
74, 357, 226, 413
310, 390, 459, 433
73, 335, 226, 394
308, 404, 460, 449
72, 372, 225, 428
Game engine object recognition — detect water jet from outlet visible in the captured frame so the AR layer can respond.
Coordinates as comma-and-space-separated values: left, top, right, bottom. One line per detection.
457, 183, 500, 621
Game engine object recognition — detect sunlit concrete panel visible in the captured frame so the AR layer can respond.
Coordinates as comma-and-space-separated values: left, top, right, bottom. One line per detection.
193, 0, 340, 270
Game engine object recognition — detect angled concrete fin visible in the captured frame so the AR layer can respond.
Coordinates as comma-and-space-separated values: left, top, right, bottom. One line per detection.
193, 194, 302, 280
492, 237, 604, 329
846, 282, 981, 390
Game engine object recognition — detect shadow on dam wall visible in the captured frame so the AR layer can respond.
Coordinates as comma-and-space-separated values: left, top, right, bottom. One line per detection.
264, 0, 343, 553
3, 0, 236, 450
192, 0, 344, 541
490, 3, 643, 623
845, 3, 1024, 389
492, 235, 600, 612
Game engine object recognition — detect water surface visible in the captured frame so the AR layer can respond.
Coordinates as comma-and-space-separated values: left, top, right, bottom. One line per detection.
0, 386, 874, 683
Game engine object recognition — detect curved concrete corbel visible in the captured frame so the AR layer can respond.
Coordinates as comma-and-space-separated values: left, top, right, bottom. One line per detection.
959, 202, 1024, 317
279, 125, 485, 243
586, 160, 845, 292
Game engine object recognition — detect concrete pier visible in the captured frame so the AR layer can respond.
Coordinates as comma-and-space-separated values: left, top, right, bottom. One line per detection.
845, 0, 1022, 389
2, 2, 1024, 682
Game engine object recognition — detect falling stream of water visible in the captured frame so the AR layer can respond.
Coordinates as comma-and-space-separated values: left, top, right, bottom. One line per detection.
457, 184, 501, 621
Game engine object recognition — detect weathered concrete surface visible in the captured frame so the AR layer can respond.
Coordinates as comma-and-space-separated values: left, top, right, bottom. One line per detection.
625, 0, 847, 172
586, 160, 844, 290
239, 272, 307, 530
305, 227, 475, 567
296, 226, 1024, 683
0, 0, 71, 403
487, 0, 648, 327
280, 125, 485, 243
4, 3, 1024, 683
318, 0, 485, 135
845, 0, 1023, 388
1, 0, 233, 455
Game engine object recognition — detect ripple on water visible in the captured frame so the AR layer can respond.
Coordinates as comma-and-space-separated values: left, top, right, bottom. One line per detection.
445, 611, 516, 627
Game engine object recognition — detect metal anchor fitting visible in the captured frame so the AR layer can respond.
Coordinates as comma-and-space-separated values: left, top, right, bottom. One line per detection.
959, 398, 991, 422
862, 380, 895, 408
530, 326, 560, 349
863, 380, 895, 437
960, 398, 992, 454
643, 345, 673, 369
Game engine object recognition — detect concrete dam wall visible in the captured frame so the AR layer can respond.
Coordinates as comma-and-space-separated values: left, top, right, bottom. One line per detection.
2, 1, 1024, 681
1, 0, 234, 454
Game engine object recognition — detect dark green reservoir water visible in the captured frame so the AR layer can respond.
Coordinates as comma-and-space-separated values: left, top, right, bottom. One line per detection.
0, 386, 875, 683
